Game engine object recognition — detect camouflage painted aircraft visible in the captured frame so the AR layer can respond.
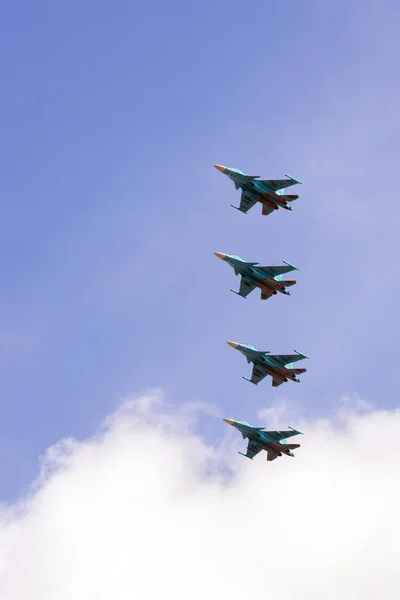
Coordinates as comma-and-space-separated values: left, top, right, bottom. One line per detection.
227, 342, 309, 388
223, 418, 303, 462
214, 252, 298, 300
213, 164, 301, 216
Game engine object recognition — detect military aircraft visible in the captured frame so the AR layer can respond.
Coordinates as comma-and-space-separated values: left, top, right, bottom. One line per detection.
223, 418, 303, 461
213, 164, 301, 216
213, 252, 298, 300
227, 342, 309, 388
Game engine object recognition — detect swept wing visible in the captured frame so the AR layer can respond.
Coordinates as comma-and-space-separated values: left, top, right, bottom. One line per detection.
239, 439, 263, 460
258, 177, 300, 191
245, 364, 268, 385
269, 353, 307, 366
237, 191, 258, 213
261, 289, 274, 301
264, 429, 302, 441
238, 277, 257, 298
256, 263, 297, 278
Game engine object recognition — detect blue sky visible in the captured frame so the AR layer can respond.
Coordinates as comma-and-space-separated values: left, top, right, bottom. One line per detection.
1, 0, 399, 500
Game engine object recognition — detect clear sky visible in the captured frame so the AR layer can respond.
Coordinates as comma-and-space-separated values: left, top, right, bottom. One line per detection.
1, 0, 399, 502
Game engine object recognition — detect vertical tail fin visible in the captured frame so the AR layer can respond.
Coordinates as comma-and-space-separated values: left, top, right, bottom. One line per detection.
277, 194, 299, 202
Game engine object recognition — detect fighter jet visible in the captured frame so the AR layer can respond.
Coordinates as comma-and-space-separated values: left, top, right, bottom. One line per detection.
227, 342, 309, 388
223, 418, 303, 461
213, 164, 301, 216
213, 252, 298, 300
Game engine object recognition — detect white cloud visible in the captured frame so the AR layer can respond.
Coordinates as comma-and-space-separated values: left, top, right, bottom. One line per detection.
257, 396, 305, 429
0, 391, 399, 600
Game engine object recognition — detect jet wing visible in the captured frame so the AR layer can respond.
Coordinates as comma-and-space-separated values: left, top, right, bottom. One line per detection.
241, 440, 263, 460
269, 353, 306, 366
238, 277, 256, 298
247, 364, 268, 385
258, 178, 299, 191
265, 429, 301, 441
238, 191, 258, 213
256, 264, 297, 278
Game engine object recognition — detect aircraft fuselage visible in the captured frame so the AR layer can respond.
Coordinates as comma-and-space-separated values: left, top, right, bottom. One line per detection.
254, 358, 298, 383
245, 268, 288, 294
243, 181, 290, 209
253, 435, 294, 458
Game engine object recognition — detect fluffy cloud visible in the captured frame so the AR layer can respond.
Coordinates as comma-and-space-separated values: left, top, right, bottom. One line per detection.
0, 391, 399, 599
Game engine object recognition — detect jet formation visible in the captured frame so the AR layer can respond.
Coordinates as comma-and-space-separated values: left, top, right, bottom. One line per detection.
213, 163, 308, 463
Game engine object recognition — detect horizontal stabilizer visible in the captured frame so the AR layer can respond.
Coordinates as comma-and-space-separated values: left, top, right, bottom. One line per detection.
281, 280, 296, 287
272, 377, 285, 388
262, 204, 276, 216
278, 194, 299, 202
261, 289, 276, 300
287, 368, 307, 375
284, 443, 300, 450
266, 451, 278, 462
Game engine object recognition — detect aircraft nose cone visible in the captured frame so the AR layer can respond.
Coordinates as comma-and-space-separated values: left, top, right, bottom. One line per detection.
213, 164, 226, 173
227, 341, 239, 349
223, 418, 235, 426
213, 252, 226, 260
